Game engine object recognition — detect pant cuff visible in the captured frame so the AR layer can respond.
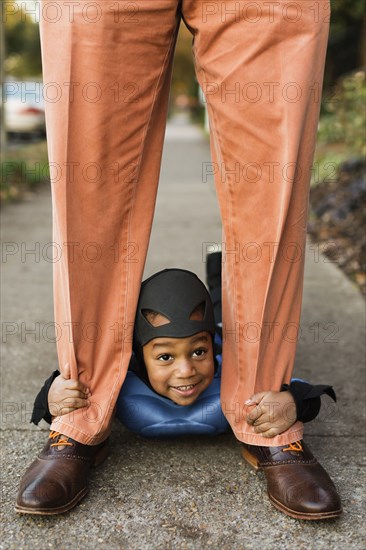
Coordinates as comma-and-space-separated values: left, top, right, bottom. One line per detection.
50, 418, 111, 446
233, 420, 304, 447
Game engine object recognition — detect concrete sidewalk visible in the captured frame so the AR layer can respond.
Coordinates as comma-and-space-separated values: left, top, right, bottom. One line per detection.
1, 120, 365, 549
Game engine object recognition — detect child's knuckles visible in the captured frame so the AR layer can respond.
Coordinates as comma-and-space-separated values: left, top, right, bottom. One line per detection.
249, 408, 261, 420
254, 425, 265, 433
64, 398, 77, 407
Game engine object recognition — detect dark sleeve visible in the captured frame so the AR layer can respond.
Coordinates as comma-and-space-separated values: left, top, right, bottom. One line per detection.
30, 370, 60, 426
281, 380, 337, 423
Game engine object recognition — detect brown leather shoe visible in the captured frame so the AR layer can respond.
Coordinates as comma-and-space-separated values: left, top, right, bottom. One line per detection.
242, 440, 342, 520
15, 431, 109, 515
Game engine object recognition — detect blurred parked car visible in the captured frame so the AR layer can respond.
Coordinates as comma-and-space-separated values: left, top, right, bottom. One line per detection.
4, 81, 46, 137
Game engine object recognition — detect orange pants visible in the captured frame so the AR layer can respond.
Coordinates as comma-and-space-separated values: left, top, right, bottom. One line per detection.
39, 0, 331, 445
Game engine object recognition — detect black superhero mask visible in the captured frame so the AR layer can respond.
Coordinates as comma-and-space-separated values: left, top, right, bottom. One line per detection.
132, 268, 217, 390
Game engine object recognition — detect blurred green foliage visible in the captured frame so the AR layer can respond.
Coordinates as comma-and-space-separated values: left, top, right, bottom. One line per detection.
313, 69, 365, 185
4, 0, 42, 77
331, 0, 365, 19
325, 0, 365, 86
320, 70, 365, 155
0, 142, 49, 202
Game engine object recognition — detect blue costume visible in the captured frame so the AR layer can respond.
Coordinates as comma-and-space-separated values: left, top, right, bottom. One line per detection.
30, 331, 336, 437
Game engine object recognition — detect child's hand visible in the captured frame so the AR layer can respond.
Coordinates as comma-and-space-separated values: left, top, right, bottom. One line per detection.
245, 390, 297, 438
48, 362, 91, 418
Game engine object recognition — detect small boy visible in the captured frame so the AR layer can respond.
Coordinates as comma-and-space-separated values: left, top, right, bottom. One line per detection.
31, 263, 330, 438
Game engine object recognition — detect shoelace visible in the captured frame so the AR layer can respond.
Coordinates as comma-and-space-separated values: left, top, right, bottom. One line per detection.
49, 430, 74, 448
283, 441, 303, 453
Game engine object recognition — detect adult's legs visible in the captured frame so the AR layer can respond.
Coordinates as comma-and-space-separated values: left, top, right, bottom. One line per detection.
16, 0, 184, 515
181, 0, 341, 521
181, 0, 331, 445
39, 0, 181, 444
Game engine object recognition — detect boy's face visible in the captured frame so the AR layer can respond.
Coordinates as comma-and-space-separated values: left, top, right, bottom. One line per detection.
142, 323, 215, 406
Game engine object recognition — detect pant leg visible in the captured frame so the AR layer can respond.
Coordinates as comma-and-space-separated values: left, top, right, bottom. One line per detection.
181, 0, 330, 445
39, 0, 181, 444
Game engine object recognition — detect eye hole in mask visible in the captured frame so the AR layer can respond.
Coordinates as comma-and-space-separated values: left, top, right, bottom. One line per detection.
189, 302, 205, 322
143, 302, 206, 328
142, 309, 171, 327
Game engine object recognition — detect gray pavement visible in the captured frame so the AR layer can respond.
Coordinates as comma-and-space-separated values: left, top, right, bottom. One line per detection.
1, 119, 365, 549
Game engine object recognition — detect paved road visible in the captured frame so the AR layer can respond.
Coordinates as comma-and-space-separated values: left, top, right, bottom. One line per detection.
1, 120, 365, 549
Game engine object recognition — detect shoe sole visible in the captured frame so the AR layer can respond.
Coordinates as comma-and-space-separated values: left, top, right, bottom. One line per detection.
241, 446, 343, 521
268, 494, 343, 521
14, 487, 89, 516
14, 440, 110, 516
